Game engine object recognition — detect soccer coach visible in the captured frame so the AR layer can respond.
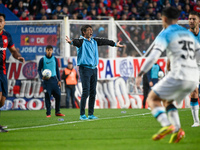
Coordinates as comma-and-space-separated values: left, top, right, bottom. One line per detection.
65, 25, 124, 120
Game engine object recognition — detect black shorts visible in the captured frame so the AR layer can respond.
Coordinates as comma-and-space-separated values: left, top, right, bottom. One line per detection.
0, 73, 7, 97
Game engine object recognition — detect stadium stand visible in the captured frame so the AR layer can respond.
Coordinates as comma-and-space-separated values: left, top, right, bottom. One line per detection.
0, 0, 199, 21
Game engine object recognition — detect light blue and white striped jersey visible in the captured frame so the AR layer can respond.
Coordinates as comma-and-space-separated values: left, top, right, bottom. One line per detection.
188, 28, 200, 42
153, 24, 200, 82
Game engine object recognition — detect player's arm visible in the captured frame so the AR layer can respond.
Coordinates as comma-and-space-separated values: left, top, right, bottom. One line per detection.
136, 34, 167, 87
38, 58, 44, 80
55, 57, 61, 87
65, 36, 83, 48
167, 59, 171, 71
93, 37, 124, 48
9, 46, 25, 63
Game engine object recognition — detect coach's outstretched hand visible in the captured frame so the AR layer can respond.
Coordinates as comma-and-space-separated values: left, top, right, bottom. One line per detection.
116, 41, 124, 48
65, 36, 72, 44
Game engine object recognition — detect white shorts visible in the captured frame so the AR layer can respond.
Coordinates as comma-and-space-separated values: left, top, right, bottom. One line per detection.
152, 75, 197, 103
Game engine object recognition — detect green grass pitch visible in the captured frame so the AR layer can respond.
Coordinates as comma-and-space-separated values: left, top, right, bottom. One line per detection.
0, 108, 199, 150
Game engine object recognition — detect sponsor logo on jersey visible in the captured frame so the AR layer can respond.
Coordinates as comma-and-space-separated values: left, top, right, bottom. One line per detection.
0, 47, 6, 51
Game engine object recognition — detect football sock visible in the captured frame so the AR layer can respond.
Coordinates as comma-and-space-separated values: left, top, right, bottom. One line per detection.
190, 98, 199, 124
151, 107, 171, 127
166, 104, 180, 132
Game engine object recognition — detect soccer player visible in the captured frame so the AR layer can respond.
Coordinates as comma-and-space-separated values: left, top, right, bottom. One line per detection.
65, 25, 124, 120
188, 11, 200, 127
0, 13, 25, 132
136, 7, 200, 143
38, 45, 65, 118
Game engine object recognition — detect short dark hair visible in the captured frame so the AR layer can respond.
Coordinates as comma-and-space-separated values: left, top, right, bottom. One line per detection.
189, 11, 200, 18
46, 45, 53, 49
0, 13, 6, 20
162, 6, 180, 19
81, 25, 92, 36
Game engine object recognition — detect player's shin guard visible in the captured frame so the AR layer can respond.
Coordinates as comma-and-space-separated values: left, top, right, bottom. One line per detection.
151, 107, 171, 127
166, 104, 181, 132
190, 98, 199, 124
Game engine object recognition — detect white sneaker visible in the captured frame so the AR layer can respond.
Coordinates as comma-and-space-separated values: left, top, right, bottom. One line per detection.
191, 122, 200, 127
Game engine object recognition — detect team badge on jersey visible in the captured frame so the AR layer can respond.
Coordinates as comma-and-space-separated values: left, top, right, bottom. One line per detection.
4, 39, 7, 43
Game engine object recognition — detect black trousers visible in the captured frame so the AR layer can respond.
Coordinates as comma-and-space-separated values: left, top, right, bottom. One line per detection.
79, 66, 97, 115
43, 77, 61, 115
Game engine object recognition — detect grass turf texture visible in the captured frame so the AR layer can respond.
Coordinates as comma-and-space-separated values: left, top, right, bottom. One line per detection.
0, 108, 199, 150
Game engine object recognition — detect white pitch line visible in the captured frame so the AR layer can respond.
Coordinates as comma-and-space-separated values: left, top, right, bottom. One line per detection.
7, 112, 151, 131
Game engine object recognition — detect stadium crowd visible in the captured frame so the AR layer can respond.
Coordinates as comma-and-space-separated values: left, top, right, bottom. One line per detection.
0, 0, 199, 21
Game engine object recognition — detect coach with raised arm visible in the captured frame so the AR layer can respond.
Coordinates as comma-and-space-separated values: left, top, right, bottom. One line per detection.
66, 25, 124, 120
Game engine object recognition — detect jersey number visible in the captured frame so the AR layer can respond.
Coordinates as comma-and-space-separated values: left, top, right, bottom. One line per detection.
179, 40, 195, 59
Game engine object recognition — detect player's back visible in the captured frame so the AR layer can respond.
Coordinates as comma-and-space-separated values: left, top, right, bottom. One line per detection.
161, 24, 199, 82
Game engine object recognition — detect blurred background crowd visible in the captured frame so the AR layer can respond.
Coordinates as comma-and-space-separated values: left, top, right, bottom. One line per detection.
0, 0, 199, 21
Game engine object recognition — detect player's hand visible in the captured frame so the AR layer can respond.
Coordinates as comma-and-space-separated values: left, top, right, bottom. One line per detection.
116, 41, 124, 48
42, 76, 50, 80
149, 81, 153, 87
58, 81, 61, 87
136, 76, 142, 88
18, 57, 25, 64
65, 36, 72, 44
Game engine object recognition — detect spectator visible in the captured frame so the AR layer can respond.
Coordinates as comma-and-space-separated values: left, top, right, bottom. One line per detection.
141, 26, 155, 41
100, 7, 107, 17
62, 6, 69, 16
35, 8, 48, 20
156, 12, 162, 20
193, 0, 200, 13
126, 0, 134, 11
147, 6, 156, 20
80, 0, 88, 8
13, 1, 29, 17
62, 61, 78, 108
74, 1, 84, 14
121, 4, 129, 16
19, 11, 29, 20
177, 4, 186, 19
111, 8, 120, 20
115, 0, 123, 13
121, 14, 128, 20
90, 9, 97, 19
6, 0, 16, 12
184, 4, 191, 18
172, 0, 184, 8
23, 0, 30, 10
137, 1, 146, 19
87, 0, 98, 14
28, 15, 34, 20
52, 3, 63, 19
52, 14, 58, 19
40, 0, 49, 10
129, 7, 140, 20
50, 0, 63, 11
41, 15, 47, 20
153, 1, 162, 13
81, 8, 88, 19
97, 1, 104, 14
29, 1, 42, 17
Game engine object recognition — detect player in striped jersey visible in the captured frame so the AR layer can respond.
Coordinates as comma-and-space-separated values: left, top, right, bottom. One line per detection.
0, 13, 25, 132
136, 7, 200, 143
188, 11, 200, 127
